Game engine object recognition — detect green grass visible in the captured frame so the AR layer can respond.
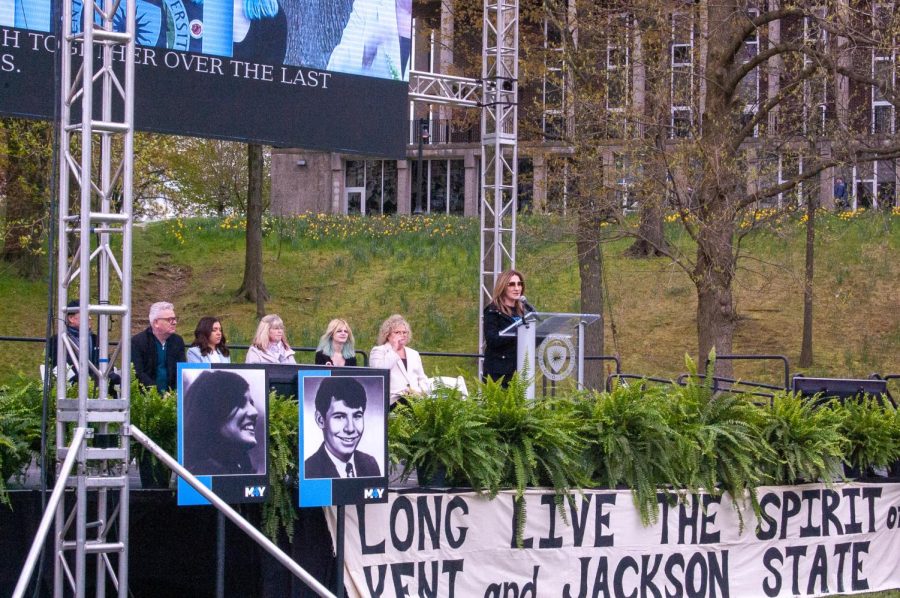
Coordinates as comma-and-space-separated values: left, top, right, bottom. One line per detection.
0, 210, 898, 389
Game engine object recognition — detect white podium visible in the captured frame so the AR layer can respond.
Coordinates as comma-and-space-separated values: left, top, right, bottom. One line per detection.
500, 311, 601, 399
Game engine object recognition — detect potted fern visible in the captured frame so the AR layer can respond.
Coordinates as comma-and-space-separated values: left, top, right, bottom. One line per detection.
389, 384, 502, 490
573, 383, 679, 524
833, 395, 899, 479
474, 374, 590, 545
129, 375, 177, 488
758, 392, 846, 485
0, 380, 44, 506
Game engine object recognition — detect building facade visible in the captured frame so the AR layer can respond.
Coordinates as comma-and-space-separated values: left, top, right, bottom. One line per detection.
270, 0, 899, 217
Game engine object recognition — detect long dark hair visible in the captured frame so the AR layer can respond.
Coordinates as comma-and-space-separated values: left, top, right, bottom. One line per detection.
183, 371, 252, 468
191, 316, 230, 357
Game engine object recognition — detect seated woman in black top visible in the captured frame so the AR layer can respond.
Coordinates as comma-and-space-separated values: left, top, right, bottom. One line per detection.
315, 318, 358, 367
482, 269, 535, 385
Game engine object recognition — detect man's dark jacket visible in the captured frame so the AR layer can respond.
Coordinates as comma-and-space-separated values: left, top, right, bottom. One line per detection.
47, 331, 99, 377
304, 443, 381, 479
131, 327, 186, 391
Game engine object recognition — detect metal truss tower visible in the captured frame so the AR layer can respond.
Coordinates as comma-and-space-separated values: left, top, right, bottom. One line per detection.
53, 0, 135, 592
479, 0, 519, 359
409, 0, 520, 369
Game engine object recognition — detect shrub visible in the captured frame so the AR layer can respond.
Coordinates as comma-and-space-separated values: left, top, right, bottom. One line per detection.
664, 356, 772, 523
474, 375, 590, 544
0, 381, 44, 505
575, 384, 679, 524
833, 395, 899, 475
388, 384, 502, 491
758, 392, 846, 485
263, 393, 299, 541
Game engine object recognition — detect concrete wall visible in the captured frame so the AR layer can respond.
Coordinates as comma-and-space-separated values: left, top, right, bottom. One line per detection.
270, 149, 337, 215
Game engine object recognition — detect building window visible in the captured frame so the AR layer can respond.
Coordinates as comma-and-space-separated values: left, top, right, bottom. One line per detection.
738, 9, 760, 137
853, 160, 897, 209
670, 12, 694, 138
542, 16, 567, 140
409, 159, 466, 215
518, 158, 533, 212
345, 160, 398, 215
872, 4, 896, 135
605, 14, 630, 138
546, 156, 570, 213
614, 154, 635, 210
758, 152, 804, 208
803, 11, 828, 136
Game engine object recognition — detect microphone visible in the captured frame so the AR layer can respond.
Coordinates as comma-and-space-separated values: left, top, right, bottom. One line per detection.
519, 295, 535, 313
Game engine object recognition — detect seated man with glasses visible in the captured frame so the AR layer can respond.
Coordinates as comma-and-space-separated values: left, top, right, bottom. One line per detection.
131, 301, 186, 393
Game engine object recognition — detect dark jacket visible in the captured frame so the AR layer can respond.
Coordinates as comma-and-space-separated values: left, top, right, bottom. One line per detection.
304, 443, 381, 479
314, 351, 357, 367
131, 327, 186, 391
483, 303, 535, 383
47, 330, 99, 375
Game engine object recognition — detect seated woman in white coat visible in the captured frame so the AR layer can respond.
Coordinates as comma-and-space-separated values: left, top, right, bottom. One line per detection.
369, 314, 428, 404
245, 314, 297, 364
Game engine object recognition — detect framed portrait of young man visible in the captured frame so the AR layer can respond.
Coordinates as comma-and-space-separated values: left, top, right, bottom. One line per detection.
298, 368, 389, 507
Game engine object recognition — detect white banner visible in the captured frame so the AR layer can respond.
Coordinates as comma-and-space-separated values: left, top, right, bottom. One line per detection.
328, 483, 900, 598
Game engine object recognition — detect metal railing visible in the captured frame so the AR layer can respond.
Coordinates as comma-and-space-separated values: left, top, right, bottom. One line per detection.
14, 427, 87, 598
128, 425, 335, 598
408, 118, 480, 145
3, 336, 368, 367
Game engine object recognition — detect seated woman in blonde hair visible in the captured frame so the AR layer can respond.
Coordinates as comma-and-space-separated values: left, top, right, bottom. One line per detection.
246, 314, 296, 364
369, 314, 428, 403
315, 319, 357, 367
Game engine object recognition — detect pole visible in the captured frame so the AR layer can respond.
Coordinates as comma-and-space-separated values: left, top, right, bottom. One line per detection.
415, 117, 426, 214
13, 427, 87, 598
335, 505, 345, 598
128, 425, 336, 598
216, 512, 226, 598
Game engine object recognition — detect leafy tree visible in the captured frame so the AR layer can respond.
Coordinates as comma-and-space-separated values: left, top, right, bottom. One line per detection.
161, 136, 268, 217
530, 0, 900, 376
0, 118, 53, 279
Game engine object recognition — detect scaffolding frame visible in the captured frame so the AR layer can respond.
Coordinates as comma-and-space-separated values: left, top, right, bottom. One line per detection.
52, 0, 136, 592
479, 0, 520, 368
409, 0, 520, 373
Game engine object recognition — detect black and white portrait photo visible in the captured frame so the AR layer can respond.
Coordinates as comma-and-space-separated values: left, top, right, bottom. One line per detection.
181, 368, 267, 476
302, 375, 385, 480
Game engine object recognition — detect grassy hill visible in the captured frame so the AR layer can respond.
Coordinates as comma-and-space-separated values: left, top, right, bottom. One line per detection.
1, 210, 897, 388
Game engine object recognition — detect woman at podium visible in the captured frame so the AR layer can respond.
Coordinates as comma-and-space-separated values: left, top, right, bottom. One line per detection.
482, 269, 535, 386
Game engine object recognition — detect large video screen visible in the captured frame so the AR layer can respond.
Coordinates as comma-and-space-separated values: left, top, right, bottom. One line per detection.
0, 0, 411, 157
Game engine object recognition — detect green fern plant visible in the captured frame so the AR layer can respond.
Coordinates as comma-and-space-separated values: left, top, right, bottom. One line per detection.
832, 395, 899, 475
129, 373, 177, 486
263, 393, 299, 541
474, 374, 589, 545
575, 384, 679, 524
664, 354, 771, 523
758, 392, 847, 485
0, 381, 44, 506
388, 384, 503, 491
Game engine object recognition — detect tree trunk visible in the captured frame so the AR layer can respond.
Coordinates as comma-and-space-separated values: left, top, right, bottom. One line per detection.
694, 213, 736, 379
236, 143, 269, 316
625, 10, 669, 259
799, 194, 816, 368
624, 201, 668, 257
573, 166, 606, 390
